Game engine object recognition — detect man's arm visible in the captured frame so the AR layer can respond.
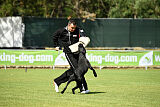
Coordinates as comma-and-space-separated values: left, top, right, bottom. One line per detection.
53, 29, 61, 50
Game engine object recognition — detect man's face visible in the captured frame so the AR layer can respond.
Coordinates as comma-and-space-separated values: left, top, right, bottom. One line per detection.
68, 23, 76, 32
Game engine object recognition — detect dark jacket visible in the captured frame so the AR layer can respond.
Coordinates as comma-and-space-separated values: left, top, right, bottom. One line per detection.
53, 27, 86, 53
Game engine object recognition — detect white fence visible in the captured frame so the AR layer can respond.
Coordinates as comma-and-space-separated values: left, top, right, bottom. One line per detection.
0, 17, 24, 47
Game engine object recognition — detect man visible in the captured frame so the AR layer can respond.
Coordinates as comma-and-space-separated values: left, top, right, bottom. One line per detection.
53, 19, 90, 94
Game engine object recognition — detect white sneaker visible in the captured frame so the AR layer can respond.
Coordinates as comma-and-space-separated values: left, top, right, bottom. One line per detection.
85, 90, 90, 93
81, 91, 86, 94
81, 90, 90, 94
54, 81, 59, 92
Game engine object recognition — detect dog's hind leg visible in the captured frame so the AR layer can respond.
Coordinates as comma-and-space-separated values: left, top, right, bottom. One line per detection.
61, 80, 71, 94
61, 74, 75, 94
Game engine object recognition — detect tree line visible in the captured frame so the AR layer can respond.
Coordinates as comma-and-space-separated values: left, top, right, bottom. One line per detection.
0, 0, 160, 18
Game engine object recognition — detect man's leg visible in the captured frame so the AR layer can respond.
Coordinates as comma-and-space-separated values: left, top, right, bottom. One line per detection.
81, 76, 88, 90
65, 53, 78, 70
54, 68, 73, 86
81, 76, 90, 94
53, 68, 73, 92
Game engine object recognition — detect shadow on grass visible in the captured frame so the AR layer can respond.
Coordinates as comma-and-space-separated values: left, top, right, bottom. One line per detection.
87, 91, 106, 94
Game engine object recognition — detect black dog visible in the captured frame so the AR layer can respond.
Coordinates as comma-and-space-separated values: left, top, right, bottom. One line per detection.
61, 44, 97, 94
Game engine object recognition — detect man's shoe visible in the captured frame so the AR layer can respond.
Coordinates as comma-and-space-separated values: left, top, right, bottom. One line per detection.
81, 90, 90, 94
85, 90, 90, 93
53, 81, 59, 92
81, 90, 86, 94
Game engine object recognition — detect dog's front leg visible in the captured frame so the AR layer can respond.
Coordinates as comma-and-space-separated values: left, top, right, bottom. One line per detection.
72, 80, 82, 94
90, 67, 97, 77
72, 85, 78, 94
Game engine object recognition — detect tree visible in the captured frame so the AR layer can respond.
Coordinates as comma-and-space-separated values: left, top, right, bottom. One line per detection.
0, 0, 160, 18
134, 0, 160, 18
107, 0, 160, 18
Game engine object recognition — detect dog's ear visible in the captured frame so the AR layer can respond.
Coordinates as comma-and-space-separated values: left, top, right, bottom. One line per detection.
78, 43, 86, 54
78, 43, 83, 47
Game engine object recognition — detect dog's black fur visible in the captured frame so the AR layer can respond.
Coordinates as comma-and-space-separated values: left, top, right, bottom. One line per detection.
61, 44, 97, 94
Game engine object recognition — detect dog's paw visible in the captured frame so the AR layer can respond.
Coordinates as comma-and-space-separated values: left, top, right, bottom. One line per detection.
61, 91, 64, 94
94, 73, 97, 77
93, 70, 97, 77
72, 90, 75, 94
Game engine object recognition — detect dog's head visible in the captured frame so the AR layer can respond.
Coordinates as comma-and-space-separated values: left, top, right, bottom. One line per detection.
78, 43, 86, 54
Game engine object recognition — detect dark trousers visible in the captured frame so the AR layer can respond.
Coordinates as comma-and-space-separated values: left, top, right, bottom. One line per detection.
54, 52, 88, 91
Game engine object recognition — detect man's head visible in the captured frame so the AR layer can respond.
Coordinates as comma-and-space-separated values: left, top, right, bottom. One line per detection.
67, 20, 77, 32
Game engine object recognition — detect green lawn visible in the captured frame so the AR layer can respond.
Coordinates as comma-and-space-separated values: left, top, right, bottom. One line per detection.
0, 68, 160, 107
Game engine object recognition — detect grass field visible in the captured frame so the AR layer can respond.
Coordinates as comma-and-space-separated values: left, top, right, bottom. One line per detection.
0, 68, 160, 107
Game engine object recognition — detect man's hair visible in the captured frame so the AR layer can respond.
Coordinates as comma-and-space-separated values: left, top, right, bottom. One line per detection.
68, 19, 77, 25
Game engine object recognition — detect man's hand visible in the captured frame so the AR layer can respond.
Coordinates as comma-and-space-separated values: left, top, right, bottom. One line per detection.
55, 47, 59, 51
